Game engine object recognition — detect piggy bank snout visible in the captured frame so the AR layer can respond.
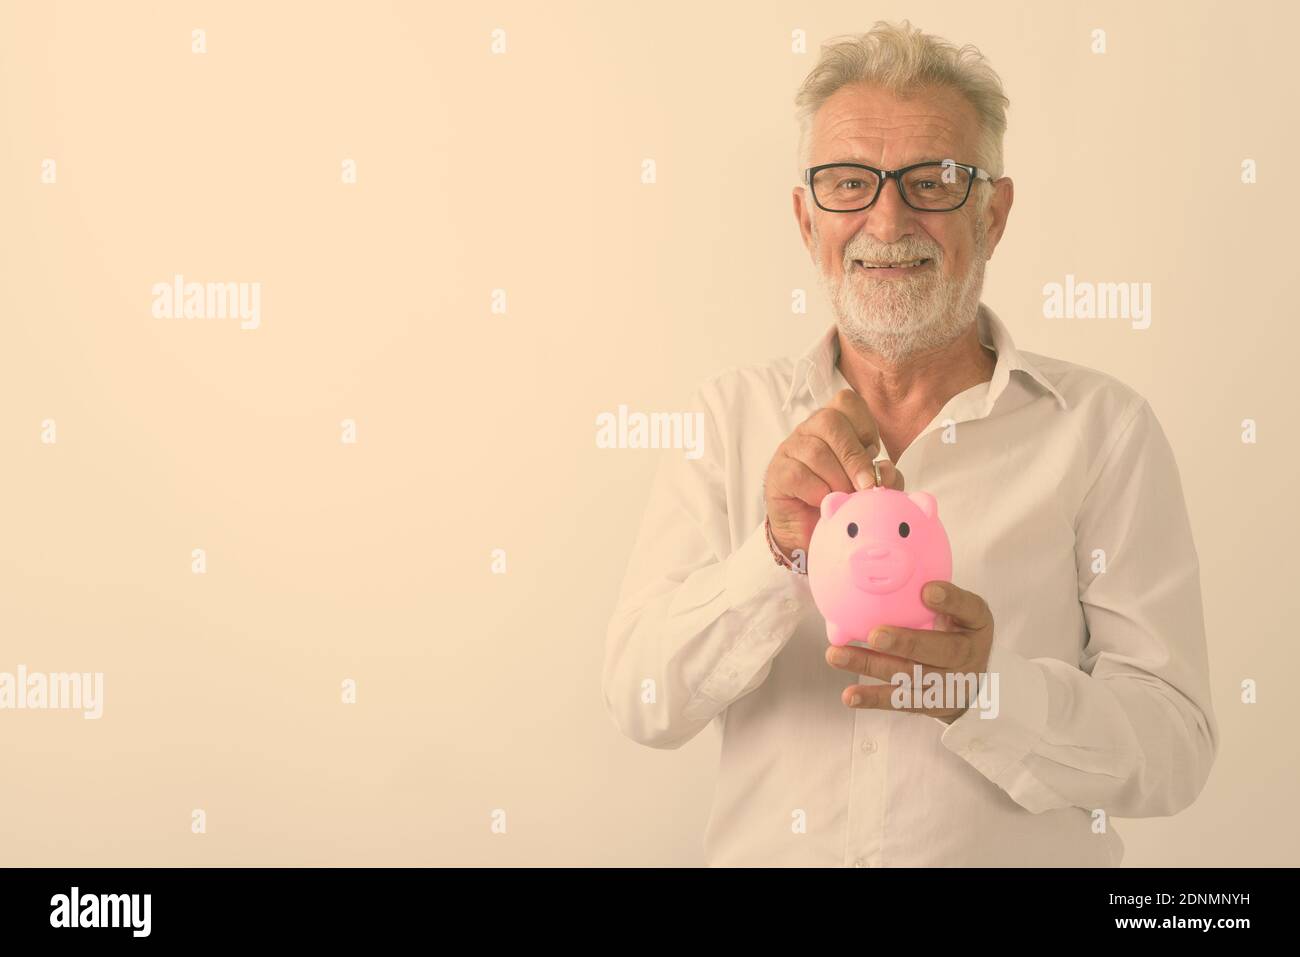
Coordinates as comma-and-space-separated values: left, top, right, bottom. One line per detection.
847, 539, 916, 594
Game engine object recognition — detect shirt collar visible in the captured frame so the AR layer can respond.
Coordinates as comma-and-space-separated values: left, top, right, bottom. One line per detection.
781, 303, 1068, 414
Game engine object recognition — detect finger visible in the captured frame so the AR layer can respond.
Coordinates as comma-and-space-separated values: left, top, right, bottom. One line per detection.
827, 388, 881, 452
876, 458, 905, 491
921, 581, 992, 631
784, 433, 855, 495
767, 453, 834, 509
843, 672, 984, 717
825, 643, 934, 683
827, 390, 884, 488
841, 682, 929, 714
802, 406, 877, 491
825, 642, 866, 674
867, 624, 973, 669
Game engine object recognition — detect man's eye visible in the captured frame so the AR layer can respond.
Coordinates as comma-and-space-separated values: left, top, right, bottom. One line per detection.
912, 180, 939, 191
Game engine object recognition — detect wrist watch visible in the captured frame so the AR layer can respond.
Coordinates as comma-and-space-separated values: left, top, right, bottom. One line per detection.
765, 516, 807, 575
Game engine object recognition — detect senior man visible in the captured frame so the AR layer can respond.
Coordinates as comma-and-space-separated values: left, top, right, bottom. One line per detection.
602, 21, 1217, 867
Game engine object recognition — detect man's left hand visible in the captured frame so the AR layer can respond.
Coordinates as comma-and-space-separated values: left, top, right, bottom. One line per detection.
824, 581, 995, 724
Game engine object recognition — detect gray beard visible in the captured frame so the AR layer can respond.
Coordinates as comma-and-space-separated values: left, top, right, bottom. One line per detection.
815, 225, 988, 365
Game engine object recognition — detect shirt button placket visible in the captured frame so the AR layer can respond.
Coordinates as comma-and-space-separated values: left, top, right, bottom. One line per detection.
847, 711, 886, 869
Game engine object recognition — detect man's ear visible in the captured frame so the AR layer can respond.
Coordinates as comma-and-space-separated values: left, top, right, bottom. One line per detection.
793, 186, 815, 255
981, 176, 1013, 259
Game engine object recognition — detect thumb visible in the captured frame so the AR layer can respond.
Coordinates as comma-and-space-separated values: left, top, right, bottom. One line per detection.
877, 459, 905, 491
842, 443, 880, 491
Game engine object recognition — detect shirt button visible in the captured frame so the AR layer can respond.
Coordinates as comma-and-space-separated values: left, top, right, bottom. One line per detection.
860, 738, 877, 753
783, 599, 798, 612
853, 859, 865, 868
968, 739, 984, 752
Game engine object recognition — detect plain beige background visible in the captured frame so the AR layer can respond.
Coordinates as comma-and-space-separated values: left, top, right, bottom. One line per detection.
0, 0, 1295, 866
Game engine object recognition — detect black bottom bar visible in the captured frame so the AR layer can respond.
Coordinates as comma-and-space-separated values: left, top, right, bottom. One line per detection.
0, 867, 1283, 943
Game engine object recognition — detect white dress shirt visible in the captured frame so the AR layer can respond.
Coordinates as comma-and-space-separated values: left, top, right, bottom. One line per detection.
602, 303, 1218, 867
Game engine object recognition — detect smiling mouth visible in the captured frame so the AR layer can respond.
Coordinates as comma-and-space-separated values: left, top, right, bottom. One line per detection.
855, 258, 932, 269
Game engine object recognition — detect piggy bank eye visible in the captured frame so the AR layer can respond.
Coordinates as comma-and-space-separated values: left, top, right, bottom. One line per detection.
846, 522, 858, 538
898, 522, 910, 538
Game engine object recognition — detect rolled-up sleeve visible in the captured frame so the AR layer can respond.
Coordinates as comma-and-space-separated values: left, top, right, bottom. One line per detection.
602, 381, 812, 750
942, 398, 1219, 816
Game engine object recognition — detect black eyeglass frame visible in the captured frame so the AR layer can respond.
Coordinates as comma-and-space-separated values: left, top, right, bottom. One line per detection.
803, 160, 994, 213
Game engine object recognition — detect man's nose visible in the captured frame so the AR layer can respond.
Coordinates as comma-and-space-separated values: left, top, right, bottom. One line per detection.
862, 177, 916, 245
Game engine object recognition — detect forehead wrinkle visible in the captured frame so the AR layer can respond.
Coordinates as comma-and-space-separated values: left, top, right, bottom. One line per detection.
816, 114, 965, 168
819, 135, 963, 172
823, 110, 959, 138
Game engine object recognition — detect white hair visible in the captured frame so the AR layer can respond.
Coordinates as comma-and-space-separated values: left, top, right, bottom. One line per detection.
794, 20, 1010, 184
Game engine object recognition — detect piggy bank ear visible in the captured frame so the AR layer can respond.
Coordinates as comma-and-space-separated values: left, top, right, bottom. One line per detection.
820, 491, 851, 520
907, 491, 938, 520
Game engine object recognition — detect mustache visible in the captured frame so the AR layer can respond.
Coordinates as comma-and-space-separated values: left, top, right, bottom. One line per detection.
844, 244, 942, 265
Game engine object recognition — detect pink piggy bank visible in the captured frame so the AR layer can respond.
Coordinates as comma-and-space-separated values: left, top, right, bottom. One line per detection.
807, 487, 952, 648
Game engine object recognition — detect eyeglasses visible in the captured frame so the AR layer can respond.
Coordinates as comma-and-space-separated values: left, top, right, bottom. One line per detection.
804, 160, 993, 213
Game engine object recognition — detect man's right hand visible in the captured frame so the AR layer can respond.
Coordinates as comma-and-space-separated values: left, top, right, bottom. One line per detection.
763, 388, 905, 559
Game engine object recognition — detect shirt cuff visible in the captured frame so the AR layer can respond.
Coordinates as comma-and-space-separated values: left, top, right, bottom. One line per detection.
940, 639, 1049, 786
693, 521, 812, 706
723, 518, 810, 611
